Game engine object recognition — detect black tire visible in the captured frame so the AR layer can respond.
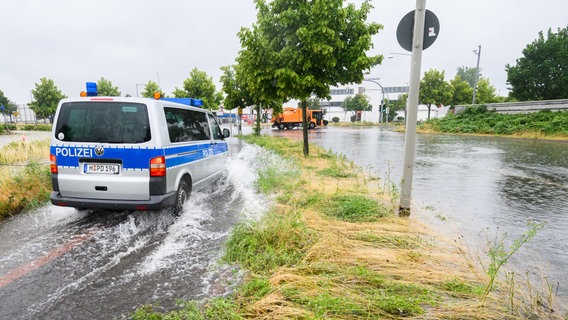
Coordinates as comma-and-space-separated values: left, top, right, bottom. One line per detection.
309, 122, 316, 129
278, 123, 286, 130
174, 180, 190, 214
287, 123, 294, 130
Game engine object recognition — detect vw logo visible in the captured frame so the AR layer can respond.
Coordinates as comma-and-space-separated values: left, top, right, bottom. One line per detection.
94, 146, 105, 157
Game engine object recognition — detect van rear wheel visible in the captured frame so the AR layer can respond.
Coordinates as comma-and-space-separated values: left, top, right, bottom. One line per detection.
174, 180, 190, 214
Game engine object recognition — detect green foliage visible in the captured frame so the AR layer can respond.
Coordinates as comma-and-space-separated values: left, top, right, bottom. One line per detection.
331, 116, 340, 123
456, 66, 479, 88
506, 26, 568, 101
131, 298, 243, 320
29, 77, 67, 121
475, 78, 501, 104
220, 65, 259, 112
237, 0, 382, 151
20, 124, 52, 131
419, 69, 453, 119
426, 107, 568, 136
483, 222, 544, 300
96, 77, 121, 96
279, 264, 435, 317
173, 68, 221, 110
449, 75, 474, 106
343, 93, 371, 115
324, 194, 390, 222
223, 210, 316, 274
0, 89, 18, 115
141, 80, 165, 98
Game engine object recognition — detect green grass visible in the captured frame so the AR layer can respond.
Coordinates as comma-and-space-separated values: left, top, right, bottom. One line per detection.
322, 194, 391, 222
223, 210, 316, 275
422, 107, 568, 136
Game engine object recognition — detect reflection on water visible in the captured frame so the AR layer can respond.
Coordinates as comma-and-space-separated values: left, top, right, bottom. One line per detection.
271, 126, 568, 305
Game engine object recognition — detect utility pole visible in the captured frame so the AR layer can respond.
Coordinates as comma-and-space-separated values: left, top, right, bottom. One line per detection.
398, 0, 426, 216
472, 45, 481, 105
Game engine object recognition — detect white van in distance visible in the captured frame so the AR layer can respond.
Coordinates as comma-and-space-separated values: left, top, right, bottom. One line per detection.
49, 86, 230, 212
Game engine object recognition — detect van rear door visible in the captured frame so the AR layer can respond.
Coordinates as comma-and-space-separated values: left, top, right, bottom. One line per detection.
51, 101, 154, 201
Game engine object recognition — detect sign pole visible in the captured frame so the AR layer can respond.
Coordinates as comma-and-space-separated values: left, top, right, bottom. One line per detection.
399, 0, 426, 216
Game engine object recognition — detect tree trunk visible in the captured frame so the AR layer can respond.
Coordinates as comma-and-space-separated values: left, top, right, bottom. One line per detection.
254, 104, 261, 136
301, 100, 309, 156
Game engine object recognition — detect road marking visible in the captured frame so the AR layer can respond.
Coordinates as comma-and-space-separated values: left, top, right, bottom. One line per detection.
0, 230, 96, 288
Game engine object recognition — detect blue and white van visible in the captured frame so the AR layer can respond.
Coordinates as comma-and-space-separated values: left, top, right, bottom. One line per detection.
49, 90, 230, 212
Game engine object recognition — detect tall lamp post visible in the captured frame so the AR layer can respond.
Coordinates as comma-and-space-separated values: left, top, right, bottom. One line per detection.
136, 84, 146, 98
472, 45, 481, 105
363, 77, 385, 123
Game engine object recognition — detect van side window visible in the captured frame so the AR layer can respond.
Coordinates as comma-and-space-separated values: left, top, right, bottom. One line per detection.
208, 114, 223, 140
164, 107, 211, 143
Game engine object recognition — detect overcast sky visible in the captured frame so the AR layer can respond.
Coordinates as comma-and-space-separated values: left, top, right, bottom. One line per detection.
1, 0, 567, 104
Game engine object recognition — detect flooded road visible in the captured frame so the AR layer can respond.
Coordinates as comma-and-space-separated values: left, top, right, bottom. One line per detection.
0, 137, 268, 319
1, 127, 566, 316
272, 126, 568, 306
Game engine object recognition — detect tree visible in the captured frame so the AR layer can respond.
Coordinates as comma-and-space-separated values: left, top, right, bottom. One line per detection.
306, 97, 322, 111
173, 68, 221, 110
506, 26, 568, 101
29, 78, 67, 122
475, 78, 501, 104
456, 66, 479, 88
237, 0, 381, 154
220, 66, 250, 112
141, 80, 165, 98
97, 77, 121, 96
0, 90, 18, 122
449, 75, 473, 106
419, 69, 452, 119
343, 94, 371, 121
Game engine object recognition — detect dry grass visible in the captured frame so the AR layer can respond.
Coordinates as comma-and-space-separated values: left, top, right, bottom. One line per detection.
0, 139, 51, 218
231, 135, 563, 319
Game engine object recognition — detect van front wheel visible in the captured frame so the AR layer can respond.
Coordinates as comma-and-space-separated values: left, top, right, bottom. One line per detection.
174, 180, 190, 214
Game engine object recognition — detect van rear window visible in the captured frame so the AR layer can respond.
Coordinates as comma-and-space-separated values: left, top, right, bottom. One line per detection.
54, 102, 150, 143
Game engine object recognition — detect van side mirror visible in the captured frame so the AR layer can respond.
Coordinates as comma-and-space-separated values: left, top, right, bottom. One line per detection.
222, 128, 230, 139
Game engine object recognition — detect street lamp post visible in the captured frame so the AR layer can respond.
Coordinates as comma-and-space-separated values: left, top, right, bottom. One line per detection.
363, 77, 385, 123
136, 84, 146, 98
472, 45, 481, 105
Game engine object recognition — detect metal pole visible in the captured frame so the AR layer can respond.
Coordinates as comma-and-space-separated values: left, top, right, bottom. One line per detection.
472, 45, 481, 105
398, 0, 426, 216
363, 78, 384, 123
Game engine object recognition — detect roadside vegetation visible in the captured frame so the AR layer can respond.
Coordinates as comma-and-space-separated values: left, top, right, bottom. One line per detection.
133, 135, 563, 319
0, 139, 51, 218
420, 106, 568, 139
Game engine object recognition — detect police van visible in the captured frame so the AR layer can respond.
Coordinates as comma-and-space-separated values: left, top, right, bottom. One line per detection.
49, 83, 230, 212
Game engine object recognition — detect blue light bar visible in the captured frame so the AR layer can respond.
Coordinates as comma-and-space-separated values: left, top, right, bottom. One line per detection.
86, 82, 98, 97
161, 97, 203, 107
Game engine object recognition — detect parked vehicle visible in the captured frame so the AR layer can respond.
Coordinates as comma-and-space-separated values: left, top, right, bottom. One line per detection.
271, 107, 328, 130
49, 84, 230, 212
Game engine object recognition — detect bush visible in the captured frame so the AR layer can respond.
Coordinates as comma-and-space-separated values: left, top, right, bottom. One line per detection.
331, 116, 340, 123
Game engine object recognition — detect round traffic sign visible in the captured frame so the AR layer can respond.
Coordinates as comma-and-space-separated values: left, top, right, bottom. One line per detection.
396, 9, 440, 52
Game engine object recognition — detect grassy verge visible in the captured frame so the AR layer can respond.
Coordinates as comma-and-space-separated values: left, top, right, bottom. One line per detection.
133, 135, 563, 319
0, 139, 52, 218
419, 107, 568, 140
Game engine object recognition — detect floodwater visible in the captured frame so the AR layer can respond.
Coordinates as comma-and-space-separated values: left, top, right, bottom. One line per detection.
1, 127, 566, 316
272, 126, 568, 307
0, 136, 271, 319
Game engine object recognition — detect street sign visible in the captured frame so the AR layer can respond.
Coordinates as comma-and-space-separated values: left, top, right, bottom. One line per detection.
396, 9, 439, 52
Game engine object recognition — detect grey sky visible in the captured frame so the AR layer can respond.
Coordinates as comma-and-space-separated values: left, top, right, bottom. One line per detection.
1, 0, 567, 104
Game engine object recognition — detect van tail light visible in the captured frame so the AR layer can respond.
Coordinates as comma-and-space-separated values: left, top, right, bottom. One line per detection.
50, 154, 58, 173
149, 156, 166, 177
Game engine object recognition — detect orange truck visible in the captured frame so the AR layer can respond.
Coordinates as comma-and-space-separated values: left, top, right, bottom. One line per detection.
271, 107, 328, 130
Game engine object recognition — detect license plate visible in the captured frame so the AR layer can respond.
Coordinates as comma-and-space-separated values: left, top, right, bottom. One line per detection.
83, 163, 120, 174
